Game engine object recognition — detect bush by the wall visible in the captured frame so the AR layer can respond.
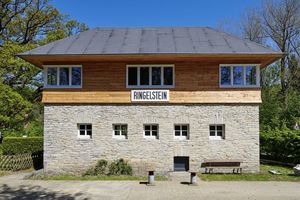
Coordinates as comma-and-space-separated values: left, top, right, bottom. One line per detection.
0, 137, 43, 155
84, 159, 108, 176
108, 159, 132, 176
84, 158, 132, 176
260, 128, 300, 163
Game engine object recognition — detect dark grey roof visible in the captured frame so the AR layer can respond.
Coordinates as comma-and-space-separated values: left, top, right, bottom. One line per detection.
20, 27, 281, 55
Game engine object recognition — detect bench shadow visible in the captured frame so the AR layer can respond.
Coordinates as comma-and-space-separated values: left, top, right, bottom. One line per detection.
139, 181, 148, 185
0, 184, 88, 200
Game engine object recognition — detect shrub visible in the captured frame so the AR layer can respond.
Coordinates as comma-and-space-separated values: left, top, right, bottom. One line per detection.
108, 159, 132, 176
84, 159, 108, 176
84, 158, 132, 176
94, 159, 108, 175
0, 137, 43, 155
260, 128, 300, 163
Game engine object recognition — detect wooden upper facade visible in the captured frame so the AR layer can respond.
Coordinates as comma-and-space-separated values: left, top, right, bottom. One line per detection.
18, 27, 283, 104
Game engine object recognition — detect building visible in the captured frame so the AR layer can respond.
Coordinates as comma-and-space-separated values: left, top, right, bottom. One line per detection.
18, 27, 282, 175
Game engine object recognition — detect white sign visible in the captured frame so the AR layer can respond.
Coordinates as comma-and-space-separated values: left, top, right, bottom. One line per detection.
131, 90, 170, 102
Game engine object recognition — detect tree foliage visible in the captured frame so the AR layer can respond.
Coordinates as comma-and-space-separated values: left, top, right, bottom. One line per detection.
0, 0, 88, 136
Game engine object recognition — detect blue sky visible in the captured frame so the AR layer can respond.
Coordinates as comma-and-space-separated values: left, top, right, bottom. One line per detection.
51, 0, 262, 29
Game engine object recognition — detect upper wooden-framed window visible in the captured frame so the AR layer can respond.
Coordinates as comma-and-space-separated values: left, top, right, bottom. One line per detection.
219, 64, 260, 88
44, 65, 82, 88
126, 65, 175, 88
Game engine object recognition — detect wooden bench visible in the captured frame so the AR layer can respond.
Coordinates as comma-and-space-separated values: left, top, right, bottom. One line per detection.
202, 159, 242, 174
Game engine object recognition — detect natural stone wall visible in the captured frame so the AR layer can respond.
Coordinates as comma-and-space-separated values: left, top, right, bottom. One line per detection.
44, 104, 260, 175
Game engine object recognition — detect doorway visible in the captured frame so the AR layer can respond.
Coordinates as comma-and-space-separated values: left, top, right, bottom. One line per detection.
174, 156, 189, 171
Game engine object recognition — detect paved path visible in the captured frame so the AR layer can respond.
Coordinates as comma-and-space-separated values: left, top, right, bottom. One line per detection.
0, 172, 299, 200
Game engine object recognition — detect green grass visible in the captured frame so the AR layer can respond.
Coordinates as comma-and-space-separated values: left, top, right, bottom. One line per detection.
199, 164, 300, 181
30, 174, 168, 181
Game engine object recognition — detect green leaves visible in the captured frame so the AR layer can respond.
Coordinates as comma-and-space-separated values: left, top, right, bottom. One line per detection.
0, 83, 31, 131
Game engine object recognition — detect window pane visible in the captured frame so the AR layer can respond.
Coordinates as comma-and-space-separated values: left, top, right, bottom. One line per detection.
209, 126, 215, 131
233, 66, 244, 85
246, 66, 257, 85
140, 67, 149, 85
145, 131, 150, 136
86, 125, 92, 130
217, 126, 223, 131
164, 67, 173, 85
145, 125, 150, 131
79, 125, 86, 130
121, 130, 127, 136
72, 67, 81, 86
175, 131, 181, 136
221, 66, 231, 85
152, 125, 158, 130
152, 67, 161, 85
114, 125, 120, 130
80, 130, 85, 135
217, 131, 223, 136
210, 131, 215, 136
182, 130, 188, 136
175, 125, 181, 131
87, 130, 92, 135
121, 125, 127, 131
47, 68, 57, 85
152, 131, 157, 136
59, 67, 70, 85
182, 125, 188, 131
115, 130, 120, 135
128, 67, 137, 85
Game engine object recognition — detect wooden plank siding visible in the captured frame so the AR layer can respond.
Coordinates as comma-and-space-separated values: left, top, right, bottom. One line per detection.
42, 62, 262, 104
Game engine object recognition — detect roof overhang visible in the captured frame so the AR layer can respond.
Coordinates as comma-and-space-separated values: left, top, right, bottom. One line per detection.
17, 53, 284, 68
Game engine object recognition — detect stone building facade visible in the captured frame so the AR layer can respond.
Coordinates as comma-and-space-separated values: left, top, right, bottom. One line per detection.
18, 27, 282, 175
44, 104, 259, 175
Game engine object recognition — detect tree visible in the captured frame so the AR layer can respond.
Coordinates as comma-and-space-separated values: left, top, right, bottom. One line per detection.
262, 0, 300, 107
0, 0, 89, 136
241, 8, 265, 44
0, 82, 31, 132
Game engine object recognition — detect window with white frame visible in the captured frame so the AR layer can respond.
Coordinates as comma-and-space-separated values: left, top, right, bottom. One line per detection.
144, 124, 159, 139
113, 124, 128, 139
78, 124, 92, 139
209, 125, 225, 140
174, 124, 189, 139
45, 66, 82, 88
220, 65, 259, 87
127, 65, 174, 88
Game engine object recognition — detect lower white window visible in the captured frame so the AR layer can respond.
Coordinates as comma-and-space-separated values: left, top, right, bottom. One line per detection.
144, 124, 159, 139
209, 125, 225, 140
113, 124, 128, 139
174, 124, 189, 140
78, 124, 92, 139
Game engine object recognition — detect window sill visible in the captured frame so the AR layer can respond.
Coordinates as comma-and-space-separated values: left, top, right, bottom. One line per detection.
219, 85, 260, 89
44, 85, 82, 89
174, 137, 189, 140
77, 136, 92, 140
209, 137, 224, 141
127, 85, 175, 89
113, 136, 128, 140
